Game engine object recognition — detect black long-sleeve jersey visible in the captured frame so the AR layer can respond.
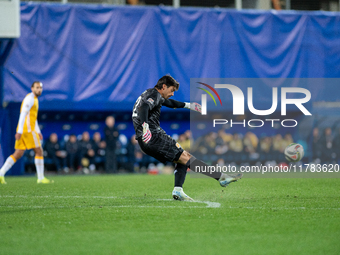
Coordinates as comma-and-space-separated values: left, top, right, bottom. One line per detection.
132, 88, 186, 139
132, 88, 165, 139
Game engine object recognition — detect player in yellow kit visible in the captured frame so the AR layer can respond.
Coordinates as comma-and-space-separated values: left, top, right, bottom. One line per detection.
0, 81, 52, 184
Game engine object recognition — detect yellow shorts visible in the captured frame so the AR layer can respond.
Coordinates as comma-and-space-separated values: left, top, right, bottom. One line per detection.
14, 131, 41, 150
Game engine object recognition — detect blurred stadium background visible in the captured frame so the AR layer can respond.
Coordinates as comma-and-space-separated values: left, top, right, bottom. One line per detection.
0, 0, 340, 176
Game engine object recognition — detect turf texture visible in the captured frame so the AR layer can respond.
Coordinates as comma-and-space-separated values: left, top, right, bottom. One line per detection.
0, 174, 339, 255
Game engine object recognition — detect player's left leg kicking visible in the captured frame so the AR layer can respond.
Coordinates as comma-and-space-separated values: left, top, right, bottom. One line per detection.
138, 132, 242, 201
0, 131, 53, 184
172, 150, 242, 201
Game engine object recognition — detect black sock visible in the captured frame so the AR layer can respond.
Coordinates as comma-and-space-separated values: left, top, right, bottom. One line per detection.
185, 156, 222, 180
174, 163, 187, 187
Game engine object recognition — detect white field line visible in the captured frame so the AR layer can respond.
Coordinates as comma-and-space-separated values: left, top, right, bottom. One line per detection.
1, 195, 339, 210
0, 195, 117, 199
0, 195, 220, 208
157, 199, 221, 208
0, 205, 208, 209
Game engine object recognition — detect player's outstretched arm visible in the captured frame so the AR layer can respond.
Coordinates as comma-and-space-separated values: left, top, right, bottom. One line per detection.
163, 99, 201, 113
163, 99, 185, 109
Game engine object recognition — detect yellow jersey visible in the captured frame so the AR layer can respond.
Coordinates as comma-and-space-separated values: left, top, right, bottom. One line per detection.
16, 92, 39, 133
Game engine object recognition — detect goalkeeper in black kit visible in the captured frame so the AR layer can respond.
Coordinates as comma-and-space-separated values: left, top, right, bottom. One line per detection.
132, 75, 242, 201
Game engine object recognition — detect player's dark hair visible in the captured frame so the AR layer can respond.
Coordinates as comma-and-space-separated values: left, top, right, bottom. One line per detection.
154, 75, 179, 90
31, 81, 41, 88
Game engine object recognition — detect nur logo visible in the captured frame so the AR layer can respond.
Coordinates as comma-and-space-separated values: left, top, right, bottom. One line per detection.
197, 83, 312, 116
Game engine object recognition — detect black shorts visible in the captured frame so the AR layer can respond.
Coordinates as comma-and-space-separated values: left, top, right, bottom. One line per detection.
137, 132, 184, 163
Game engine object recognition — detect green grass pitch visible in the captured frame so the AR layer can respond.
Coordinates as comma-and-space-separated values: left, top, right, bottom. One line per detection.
0, 174, 339, 255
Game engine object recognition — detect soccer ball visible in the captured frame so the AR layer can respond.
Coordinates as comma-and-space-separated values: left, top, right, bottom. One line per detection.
284, 143, 304, 162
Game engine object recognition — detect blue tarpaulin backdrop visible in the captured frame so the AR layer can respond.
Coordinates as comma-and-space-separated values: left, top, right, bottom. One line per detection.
1, 3, 340, 174
1, 3, 340, 112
